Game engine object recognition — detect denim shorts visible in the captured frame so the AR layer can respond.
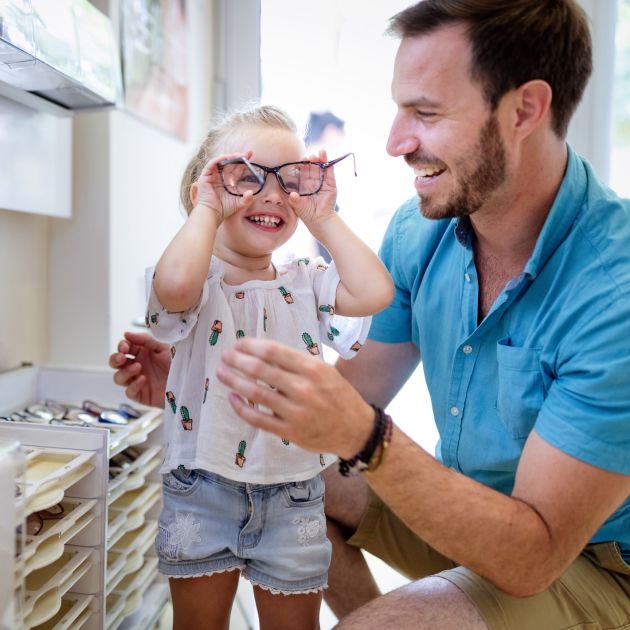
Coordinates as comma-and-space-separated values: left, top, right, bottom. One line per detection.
155, 468, 331, 594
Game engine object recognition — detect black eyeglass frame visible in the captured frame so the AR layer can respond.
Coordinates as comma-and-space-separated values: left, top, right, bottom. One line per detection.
217, 152, 356, 197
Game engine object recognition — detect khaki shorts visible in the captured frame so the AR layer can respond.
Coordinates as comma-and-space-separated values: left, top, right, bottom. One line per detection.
348, 491, 630, 629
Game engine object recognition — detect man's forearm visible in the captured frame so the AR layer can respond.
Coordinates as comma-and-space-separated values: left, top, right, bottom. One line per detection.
365, 426, 558, 597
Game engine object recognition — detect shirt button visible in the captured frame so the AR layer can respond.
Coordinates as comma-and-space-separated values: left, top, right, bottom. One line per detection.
462, 345, 473, 354
450, 406, 460, 416
464, 273, 471, 283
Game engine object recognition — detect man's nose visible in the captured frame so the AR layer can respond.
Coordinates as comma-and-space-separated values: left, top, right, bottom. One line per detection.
386, 113, 420, 157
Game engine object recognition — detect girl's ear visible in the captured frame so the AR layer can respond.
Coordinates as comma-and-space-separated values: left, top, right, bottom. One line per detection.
190, 182, 199, 207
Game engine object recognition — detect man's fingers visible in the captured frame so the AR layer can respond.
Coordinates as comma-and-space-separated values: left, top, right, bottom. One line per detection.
227, 393, 294, 439
229, 338, 317, 377
216, 362, 295, 419
219, 346, 300, 396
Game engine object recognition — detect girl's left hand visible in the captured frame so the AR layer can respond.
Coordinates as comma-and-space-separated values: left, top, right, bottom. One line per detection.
287, 149, 338, 229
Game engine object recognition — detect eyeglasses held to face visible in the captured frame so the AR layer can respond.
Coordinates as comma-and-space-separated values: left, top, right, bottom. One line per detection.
217, 152, 356, 197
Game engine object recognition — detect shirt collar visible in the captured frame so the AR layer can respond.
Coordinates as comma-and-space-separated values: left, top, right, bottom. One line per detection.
522, 145, 586, 279
452, 145, 586, 278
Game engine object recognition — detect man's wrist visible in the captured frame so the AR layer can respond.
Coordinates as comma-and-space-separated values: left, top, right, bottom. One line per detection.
338, 405, 393, 476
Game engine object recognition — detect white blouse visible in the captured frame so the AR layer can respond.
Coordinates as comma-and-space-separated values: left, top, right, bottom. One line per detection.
146, 256, 371, 483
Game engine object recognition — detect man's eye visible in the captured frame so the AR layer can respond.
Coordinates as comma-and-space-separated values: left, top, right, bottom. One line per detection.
416, 110, 436, 118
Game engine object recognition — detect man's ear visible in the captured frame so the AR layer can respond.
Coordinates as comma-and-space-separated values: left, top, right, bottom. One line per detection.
190, 182, 198, 207
512, 80, 553, 139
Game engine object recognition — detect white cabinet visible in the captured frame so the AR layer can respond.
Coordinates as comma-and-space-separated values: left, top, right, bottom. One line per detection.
0, 365, 168, 630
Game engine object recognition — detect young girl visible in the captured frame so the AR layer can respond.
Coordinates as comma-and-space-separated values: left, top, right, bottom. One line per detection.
146, 105, 393, 630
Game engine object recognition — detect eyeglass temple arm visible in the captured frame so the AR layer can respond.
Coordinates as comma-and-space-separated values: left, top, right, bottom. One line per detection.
218, 156, 265, 186
321, 152, 357, 177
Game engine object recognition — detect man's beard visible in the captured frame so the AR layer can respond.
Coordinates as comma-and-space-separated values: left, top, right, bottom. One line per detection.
407, 113, 507, 220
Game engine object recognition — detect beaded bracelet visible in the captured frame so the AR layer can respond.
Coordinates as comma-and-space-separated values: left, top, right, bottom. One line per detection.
338, 405, 393, 476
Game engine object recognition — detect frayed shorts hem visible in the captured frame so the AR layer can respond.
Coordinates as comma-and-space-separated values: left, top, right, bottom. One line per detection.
159, 555, 244, 578
159, 557, 327, 595
243, 566, 328, 595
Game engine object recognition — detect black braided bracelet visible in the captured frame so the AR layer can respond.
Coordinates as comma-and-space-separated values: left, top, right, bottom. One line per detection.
338, 405, 391, 476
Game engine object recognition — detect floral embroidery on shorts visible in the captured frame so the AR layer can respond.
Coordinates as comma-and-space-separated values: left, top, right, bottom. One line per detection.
292, 515, 325, 546
166, 511, 202, 553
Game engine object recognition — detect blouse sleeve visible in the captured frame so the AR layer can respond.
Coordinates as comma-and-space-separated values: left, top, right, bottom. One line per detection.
309, 257, 372, 360
145, 266, 210, 344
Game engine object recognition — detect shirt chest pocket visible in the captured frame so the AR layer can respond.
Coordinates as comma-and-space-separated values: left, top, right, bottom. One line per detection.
496, 338, 545, 439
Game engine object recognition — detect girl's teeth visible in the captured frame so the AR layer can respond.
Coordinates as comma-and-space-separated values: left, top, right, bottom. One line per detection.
249, 215, 280, 225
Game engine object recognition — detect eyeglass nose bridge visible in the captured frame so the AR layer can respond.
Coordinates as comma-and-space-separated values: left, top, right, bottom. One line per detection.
255, 166, 292, 196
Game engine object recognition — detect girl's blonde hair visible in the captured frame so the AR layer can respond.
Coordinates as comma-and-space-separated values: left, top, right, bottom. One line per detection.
180, 105, 298, 215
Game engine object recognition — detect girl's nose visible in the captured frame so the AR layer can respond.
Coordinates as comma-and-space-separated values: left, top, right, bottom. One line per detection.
261, 173, 285, 203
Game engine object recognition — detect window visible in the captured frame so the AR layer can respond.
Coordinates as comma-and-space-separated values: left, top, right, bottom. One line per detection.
611, 0, 630, 196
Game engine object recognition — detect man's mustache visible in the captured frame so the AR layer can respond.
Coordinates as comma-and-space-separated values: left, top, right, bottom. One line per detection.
404, 150, 446, 169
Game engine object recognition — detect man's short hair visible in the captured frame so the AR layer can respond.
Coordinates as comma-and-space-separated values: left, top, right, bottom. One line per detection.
388, 0, 592, 138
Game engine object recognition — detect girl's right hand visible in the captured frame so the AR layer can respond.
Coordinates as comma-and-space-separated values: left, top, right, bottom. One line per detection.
192, 152, 256, 222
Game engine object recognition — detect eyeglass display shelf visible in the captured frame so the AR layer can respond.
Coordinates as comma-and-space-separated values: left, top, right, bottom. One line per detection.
24, 497, 97, 574
0, 364, 163, 458
24, 545, 96, 627
107, 444, 162, 504
0, 364, 166, 630
0, 438, 25, 630
112, 556, 159, 616
107, 520, 157, 595
23, 448, 96, 515
30, 593, 94, 630
106, 483, 161, 550
116, 581, 169, 630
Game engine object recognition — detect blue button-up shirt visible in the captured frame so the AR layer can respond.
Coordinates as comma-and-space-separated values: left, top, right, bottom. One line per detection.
370, 146, 630, 552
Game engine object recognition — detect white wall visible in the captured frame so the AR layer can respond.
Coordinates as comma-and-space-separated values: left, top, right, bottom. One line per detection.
45, 0, 214, 367
0, 210, 49, 371
108, 0, 213, 361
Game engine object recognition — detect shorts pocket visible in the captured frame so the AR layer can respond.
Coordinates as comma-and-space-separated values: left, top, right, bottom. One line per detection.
496, 337, 545, 439
162, 468, 201, 496
282, 475, 325, 508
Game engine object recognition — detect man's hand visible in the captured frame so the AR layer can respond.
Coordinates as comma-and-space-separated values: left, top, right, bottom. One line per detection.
109, 331, 171, 408
216, 337, 373, 459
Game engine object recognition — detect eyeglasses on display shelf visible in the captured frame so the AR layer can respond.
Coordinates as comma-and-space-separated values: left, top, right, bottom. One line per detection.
0, 399, 142, 428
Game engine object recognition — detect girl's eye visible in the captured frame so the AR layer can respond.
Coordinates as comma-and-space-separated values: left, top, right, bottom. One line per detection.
239, 175, 261, 184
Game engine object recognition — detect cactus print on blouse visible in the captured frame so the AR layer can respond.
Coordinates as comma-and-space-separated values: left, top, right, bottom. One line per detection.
145, 255, 371, 483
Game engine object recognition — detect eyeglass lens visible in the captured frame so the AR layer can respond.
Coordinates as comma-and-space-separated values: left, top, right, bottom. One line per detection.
220, 153, 354, 197
221, 161, 322, 196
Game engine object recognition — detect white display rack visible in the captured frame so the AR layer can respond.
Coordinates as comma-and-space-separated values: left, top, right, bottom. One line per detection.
0, 365, 167, 630
0, 438, 25, 630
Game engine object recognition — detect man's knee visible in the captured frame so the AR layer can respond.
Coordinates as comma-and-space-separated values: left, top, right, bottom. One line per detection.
336, 576, 487, 629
